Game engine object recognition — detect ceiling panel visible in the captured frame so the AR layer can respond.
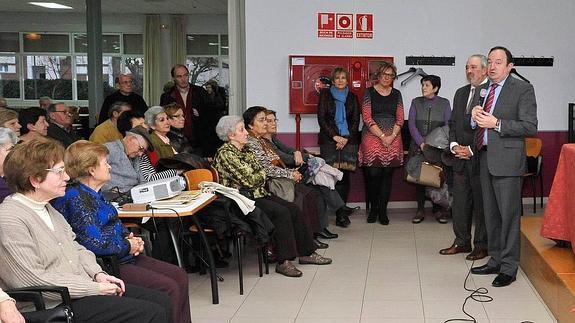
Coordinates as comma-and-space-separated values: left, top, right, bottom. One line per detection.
0, 0, 227, 14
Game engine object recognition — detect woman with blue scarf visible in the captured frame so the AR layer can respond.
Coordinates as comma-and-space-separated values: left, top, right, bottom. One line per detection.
317, 67, 360, 227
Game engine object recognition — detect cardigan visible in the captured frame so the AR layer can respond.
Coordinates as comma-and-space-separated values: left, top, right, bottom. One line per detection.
0, 288, 14, 304
52, 182, 134, 264
0, 196, 102, 305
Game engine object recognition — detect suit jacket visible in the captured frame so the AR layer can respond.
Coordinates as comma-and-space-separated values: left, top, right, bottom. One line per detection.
473, 76, 538, 176
449, 84, 476, 172
47, 122, 81, 148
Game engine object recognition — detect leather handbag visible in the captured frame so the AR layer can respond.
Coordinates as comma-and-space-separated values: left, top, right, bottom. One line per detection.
22, 305, 74, 323
406, 161, 444, 188
266, 177, 295, 202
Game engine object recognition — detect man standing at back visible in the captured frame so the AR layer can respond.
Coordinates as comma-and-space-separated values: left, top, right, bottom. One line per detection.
99, 74, 148, 124
160, 64, 207, 155
470, 46, 538, 287
440, 54, 488, 261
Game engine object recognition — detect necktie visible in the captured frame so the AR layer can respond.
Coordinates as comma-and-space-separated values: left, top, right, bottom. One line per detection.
465, 88, 475, 114
475, 83, 499, 150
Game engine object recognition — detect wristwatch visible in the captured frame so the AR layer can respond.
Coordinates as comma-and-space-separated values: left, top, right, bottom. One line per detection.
495, 119, 501, 132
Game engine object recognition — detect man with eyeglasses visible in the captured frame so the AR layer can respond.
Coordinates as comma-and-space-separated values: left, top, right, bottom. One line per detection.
160, 64, 208, 155
47, 102, 81, 148
99, 74, 148, 125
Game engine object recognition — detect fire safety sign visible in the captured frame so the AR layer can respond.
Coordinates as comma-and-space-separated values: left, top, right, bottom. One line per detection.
317, 13, 373, 39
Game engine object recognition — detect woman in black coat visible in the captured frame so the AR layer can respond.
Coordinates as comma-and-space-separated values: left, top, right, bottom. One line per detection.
317, 66, 360, 227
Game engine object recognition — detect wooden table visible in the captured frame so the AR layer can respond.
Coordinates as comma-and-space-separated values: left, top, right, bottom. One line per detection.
541, 144, 575, 254
118, 192, 221, 304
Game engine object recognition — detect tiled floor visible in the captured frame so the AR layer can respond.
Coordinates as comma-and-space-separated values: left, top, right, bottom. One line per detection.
188, 207, 557, 323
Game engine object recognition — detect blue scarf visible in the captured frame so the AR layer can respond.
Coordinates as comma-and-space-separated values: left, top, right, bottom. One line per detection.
330, 86, 350, 136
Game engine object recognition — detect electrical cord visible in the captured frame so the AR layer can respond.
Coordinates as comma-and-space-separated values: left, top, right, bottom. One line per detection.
149, 206, 224, 282
444, 260, 493, 323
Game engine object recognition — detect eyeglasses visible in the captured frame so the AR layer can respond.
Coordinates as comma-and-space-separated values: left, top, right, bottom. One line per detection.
45, 165, 66, 176
381, 73, 396, 78
266, 118, 278, 123
137, 143, 146, 153
53, 110, 72, 115
170, 114, 185, 120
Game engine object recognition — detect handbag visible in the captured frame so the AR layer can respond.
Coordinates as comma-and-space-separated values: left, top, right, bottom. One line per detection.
266, 177, 295, 202
406, 161, 444, 188
22, 305, 74, 323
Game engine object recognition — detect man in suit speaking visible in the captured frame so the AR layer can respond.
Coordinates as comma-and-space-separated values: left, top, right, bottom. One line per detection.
470, 46, 538, 287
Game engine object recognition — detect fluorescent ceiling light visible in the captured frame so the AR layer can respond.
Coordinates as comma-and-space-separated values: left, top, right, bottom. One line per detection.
29, 2, 73, 9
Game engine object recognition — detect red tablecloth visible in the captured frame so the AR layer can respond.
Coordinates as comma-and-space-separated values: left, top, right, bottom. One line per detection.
541, 144, 575, 253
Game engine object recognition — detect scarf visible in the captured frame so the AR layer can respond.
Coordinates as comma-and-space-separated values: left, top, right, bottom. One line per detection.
330, 86, 350, 136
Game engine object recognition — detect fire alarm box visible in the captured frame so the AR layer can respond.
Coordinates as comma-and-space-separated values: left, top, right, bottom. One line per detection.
289, 55, 394, 115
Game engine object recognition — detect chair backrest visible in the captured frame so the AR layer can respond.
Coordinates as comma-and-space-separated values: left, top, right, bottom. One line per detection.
183, 169, 214, 190
525, 137, 542, 157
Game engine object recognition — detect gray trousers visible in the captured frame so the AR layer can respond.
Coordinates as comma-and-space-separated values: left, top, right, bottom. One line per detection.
479, 150, 522, 277
452, 158, 487, 249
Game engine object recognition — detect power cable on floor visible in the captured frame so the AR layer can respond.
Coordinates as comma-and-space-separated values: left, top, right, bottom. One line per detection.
444, 260, 493, 323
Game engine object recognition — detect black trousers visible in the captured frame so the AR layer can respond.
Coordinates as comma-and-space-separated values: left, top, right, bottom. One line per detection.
71, 284, 171, 323
255, 196, 317, 262
364, 167, 395, 212
416, 184, 442, 212
335, 170, 351, 203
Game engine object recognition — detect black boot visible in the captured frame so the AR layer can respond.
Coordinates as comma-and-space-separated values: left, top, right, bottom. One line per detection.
367, 199, 379, 223
336, 208, 351, 227
379, 209, 389, 225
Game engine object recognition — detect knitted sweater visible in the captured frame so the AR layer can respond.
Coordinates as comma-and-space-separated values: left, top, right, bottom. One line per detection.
89, 119, 123, 144
0, 195, 102, 305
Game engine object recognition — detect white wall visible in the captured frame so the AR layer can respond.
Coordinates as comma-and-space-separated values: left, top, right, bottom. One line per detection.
245, 0, 575, 132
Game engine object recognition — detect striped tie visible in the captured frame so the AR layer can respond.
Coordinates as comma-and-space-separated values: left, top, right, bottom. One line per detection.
475, 83, 498, 151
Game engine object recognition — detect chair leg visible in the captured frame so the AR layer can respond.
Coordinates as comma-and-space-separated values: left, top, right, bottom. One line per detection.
540, 173, 544, 208
263, 245, 269, 275
257, 246, 263, 277
531, 176, 536, 213
235, 235, 244, 295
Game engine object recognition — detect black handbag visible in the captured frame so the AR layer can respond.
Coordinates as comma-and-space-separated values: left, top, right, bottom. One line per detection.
22, 305, 74, 323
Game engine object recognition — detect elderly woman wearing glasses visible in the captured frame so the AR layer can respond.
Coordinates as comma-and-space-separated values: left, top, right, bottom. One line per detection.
144, 106, 178, 159
163, 103, 196, 154
0, 138, 171, 323
52, 140, 191, 323
0, 128, 18, 202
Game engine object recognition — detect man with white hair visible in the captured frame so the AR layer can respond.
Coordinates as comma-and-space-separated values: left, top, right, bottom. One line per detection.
102, 132, 178, 193
99, 74, 148, 125
39, 96, 51, 109
47, 102, 80, 148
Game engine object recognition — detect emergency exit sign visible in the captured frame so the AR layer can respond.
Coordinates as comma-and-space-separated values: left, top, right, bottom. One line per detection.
317, 13, 373, 39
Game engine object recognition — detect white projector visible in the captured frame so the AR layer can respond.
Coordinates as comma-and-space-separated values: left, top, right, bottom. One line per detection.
130, 176, 185, 204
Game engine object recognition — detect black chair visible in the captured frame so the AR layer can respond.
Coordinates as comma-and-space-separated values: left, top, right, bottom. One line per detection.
6, 286, 74, 323
523, 138, 544, 213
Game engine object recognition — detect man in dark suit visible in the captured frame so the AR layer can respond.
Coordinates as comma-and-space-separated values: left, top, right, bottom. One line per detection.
439, 55, 488, 260
47, 102, 81, 148
470, 46, 538, 287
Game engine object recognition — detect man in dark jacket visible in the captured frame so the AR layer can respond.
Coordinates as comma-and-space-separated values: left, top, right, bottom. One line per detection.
160, 64, 208, 155
47, 102, 81, 148
99, 74, 148, 124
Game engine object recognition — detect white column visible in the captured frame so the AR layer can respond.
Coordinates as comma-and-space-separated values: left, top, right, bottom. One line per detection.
227, 0, 246, 115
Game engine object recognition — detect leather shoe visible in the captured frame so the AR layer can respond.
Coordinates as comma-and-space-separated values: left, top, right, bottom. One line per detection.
439, 244, 471, 255
412, 210, 425, 224
466, 248, 488, 261
471, 264, 500, 275
492, 273, 516, 287
316, 228, 338, 239
314, 239, 329, 249
342, 205, 359, 214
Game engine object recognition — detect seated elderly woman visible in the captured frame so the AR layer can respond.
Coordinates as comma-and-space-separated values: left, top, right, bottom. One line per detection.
0, 128, 18, 202
52, 140, 191, 323
214, 116, 332, 277
145, 106, 177, 159
263, 109, 349, 238
17, 107, 49, 142
164, 103, 195, 154
243, 106, 333, 246
0, 109, 21, 137
0, 138, 170, 323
